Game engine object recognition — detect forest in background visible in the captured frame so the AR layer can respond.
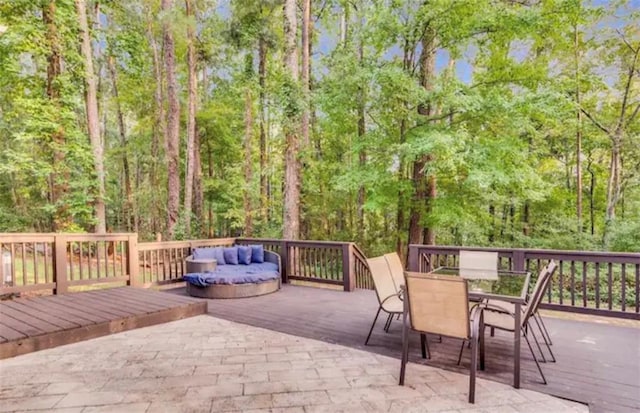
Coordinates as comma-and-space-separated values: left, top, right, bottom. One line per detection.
0, 0, 638, 256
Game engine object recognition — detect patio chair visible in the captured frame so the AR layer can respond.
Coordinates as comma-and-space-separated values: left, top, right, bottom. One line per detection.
364, 256, 403, 346
478, 261, 558, 384
483, 260, 557, 362
382, 252, 405, 332
459, 250, 499, 278
399, 272, 485, 403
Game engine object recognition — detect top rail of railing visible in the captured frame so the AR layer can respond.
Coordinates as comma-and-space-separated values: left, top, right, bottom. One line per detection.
408, 244, 640, 320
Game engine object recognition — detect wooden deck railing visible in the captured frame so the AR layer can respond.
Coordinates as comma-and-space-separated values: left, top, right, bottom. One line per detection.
0, 234, 371, 294
3, 232, 635, 319
408, 244, 640, 320
0, 233, 138, 295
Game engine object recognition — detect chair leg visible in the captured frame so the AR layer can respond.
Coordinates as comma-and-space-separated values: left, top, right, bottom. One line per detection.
420, 334, 430, 359
535, 312, 553, 345
399, 315, 410, 385
523, 329, 547, 385
532, 313, 556, 363
365, 306, 382, 346
533, 313, 556, 362
528, 322, 547, 363
479, 320, 485, 371
384, 313, 393, 332
469, 335, 477, 403
457, 340, 465, 365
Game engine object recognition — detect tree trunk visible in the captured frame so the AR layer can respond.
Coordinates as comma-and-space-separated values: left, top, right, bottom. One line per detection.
258, 37, 268, 223
282, 0, 301, 240
340, 2, 348, 45
193, 123, 204, 233
408, 29, 437, 246
587, 156, 596, 236
605, 138, 622, 224
162, 0, 181, 239
183, 0, 198, 238
206, 136, 214, 237
43, 0, 69, 232
396, 118, 407, 262
146, 12, 165, 236
244, 86, 254, 236
76, 0, 106, 233
107, 55, 133, 232
356, 39, 366, 244
301, 0, 311, 148
574, 23, 583, 232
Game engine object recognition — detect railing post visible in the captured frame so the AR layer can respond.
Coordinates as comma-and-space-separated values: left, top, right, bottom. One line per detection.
280, 240, 289, 284
342, 243, 355, 292
512, 250, 525, 272
53, 234, 68, 294
408, 245, 419, 272
127, 233, 140, 287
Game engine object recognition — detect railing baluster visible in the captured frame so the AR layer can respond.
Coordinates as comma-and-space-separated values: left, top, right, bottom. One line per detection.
33, 242, 38, 285
112, 241, 117, 278
621, 264, 626, 313
88, 242, 93, 279
570, 260, 576, 306
78, 241, 84, 280
559, 261, 564, 305
21, 242, 26, 286
121, 241, 126, 278
44, 241, 50, 283
96, 242, 101, 279
635, 264, 639, 314
582, 262, 588, 308
104, 240, 109, 278
595, 262, 600, 309
69, 242, 76, 281
608, 263, 613, 311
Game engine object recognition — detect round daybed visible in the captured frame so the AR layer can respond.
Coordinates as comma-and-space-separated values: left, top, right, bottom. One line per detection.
183, 246, 281, 299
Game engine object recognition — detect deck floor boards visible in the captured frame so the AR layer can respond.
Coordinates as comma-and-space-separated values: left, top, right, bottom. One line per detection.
174, 284, 640, 413
0, 287, 207, 359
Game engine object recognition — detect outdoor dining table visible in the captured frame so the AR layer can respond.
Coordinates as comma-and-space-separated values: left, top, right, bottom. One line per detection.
405, 267, 531, 389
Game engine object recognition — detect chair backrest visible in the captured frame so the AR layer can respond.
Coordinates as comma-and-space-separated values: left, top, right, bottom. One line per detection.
366, 256, 397, 305
404, 272, 470, 340
383, 252, 404, 292
459, 250, 498, 279
523, 260, 557, 322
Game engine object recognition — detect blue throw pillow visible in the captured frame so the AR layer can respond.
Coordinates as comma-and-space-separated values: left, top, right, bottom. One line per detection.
223, 247, 239, 265
193, 247, 226, 264
193, 247, 216, 260
213, 247, 226, 265
237, 246, 252, 265
251, 245, 264, 263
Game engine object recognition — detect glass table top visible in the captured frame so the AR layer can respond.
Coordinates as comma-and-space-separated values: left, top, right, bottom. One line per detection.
416, 267, 530, 303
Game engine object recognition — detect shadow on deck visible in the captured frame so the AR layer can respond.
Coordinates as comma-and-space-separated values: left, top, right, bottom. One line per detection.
0, 287, 207, 359
167, 284, 640, 413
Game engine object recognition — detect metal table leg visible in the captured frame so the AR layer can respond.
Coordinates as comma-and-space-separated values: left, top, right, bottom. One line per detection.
514, 302, 521, 388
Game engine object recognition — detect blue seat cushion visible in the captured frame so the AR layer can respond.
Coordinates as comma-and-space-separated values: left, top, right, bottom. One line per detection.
251, 245, 264, 263
184, 262, 279, 286
223, 247, 239, 265
193, 247, 226, 265
238, 246, 252, 265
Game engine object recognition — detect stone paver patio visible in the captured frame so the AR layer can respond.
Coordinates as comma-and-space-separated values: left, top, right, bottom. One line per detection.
0, 315, 587, 413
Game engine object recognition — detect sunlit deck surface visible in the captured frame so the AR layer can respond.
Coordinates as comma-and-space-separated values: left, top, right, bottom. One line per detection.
168, 284, 640, 413
0, 287, 207, 359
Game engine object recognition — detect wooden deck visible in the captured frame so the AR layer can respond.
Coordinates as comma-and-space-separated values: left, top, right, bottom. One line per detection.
0, 287, 207, 359
169, 284, 640, 413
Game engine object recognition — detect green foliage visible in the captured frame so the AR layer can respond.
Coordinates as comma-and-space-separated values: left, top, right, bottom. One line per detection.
0, 0, 637, 258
